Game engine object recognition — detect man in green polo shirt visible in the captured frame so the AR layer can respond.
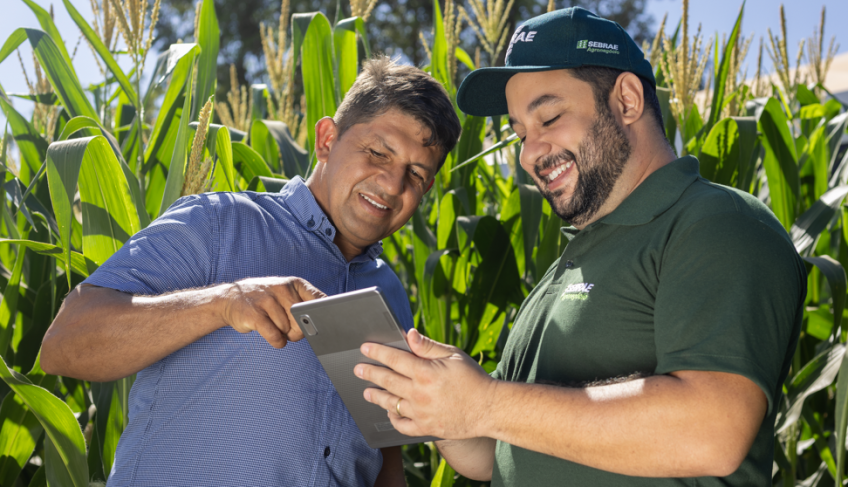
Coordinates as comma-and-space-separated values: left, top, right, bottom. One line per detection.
353, 7, 806, 486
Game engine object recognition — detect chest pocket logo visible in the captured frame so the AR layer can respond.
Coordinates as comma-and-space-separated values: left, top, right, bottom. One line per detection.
561, 283, 595, 301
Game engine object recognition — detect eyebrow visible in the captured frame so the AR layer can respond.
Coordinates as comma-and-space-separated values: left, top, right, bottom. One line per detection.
508, 94, 563, 127
373, 135, 397, 156
372, 135, 435, 178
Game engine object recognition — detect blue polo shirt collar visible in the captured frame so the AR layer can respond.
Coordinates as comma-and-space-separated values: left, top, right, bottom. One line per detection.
280, 177, 383, 261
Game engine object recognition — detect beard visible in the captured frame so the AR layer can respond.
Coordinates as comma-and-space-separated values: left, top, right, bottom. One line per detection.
534, 103, 632, 226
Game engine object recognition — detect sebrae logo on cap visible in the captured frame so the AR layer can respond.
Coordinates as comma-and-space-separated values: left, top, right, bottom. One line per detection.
577, 39, 619, 55
505, 25, 539, 62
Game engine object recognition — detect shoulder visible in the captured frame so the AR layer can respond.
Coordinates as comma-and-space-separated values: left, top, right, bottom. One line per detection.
165, 191, 296, 227
669, 177, 793, 248
659, 179, 805, 287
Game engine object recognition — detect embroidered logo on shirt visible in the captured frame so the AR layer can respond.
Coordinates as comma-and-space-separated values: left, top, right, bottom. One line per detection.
561, 282, 595, 301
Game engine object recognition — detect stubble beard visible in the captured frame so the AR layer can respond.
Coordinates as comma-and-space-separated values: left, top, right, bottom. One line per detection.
534, 103, 633, 226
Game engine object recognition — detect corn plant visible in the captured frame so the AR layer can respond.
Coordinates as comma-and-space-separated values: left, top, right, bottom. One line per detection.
0, 0, 845, 486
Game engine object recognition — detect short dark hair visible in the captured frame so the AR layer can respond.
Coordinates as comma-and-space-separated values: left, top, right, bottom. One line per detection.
334, 56, 462, 168
569, 66, 666, 138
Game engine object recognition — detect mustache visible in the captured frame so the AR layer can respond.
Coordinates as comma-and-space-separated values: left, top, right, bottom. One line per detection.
533, 149, 577, 180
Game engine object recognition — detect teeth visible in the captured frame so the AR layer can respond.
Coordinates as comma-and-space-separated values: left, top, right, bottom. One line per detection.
546, 161, 573, 182
361, 194, 388, 210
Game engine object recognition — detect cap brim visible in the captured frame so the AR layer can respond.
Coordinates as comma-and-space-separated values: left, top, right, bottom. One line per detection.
456, 64, 580, 117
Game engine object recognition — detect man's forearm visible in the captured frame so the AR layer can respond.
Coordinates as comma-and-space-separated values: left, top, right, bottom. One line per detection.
478, 371, 765, 478
436, 437, 496, 480
41, 284, 227, 381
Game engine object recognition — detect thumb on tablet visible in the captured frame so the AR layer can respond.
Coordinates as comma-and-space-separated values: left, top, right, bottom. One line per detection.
406, 329, 455, 360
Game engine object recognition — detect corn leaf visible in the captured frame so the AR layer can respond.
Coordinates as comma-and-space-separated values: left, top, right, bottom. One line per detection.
777, 342, 845, 434
334, 17, 365, 99
90, 381, 123, 477
0, 245, 25, 358
705, 2, 743, 131
0, 357, 88, 487
421, 249, 451, 343
62, 0, 137, 104
158, 68, 197, 216
232, 141, 274, 183
46, 136, 141, 282
535, 202, 563, 277
429, 458, 456, 487
209, 125, 236, 192
791, 186, 848, 255
192, 0, 219, 119
20, 0, 73, 70
656, 87, 678, 144
0, 239, 88, 277
143, 45, 200, 215
802, 256, 847, 343
58, 115, 101, 141
0, 97, 46, 179
293, 12, 337, 154
246, 176, 288, 193
0, 356, 55, 487
466, 216, 523, 327
801, 404, 837, 479
836, 344, 848, 485
250, 120, 309, 177
2, 29, 98, 120
430, 0, 451, 91
519, 184, 543, 281
760, 97, 799, 230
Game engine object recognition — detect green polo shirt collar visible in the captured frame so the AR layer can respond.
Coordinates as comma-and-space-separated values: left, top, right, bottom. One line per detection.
561, 156, 699, 237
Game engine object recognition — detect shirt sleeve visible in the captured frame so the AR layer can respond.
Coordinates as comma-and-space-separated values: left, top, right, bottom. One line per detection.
82, 195, 217, 295
653, 212, 805, 415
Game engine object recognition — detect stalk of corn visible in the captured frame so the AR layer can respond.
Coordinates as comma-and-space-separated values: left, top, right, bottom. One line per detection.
182, 98, 216, 196
766, 4, 806, 103
806, 6, 839, 100
659, 0, 712, 138
463, 0, 514, 66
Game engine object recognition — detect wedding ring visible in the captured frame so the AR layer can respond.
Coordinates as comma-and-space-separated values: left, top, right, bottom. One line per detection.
395, 398, 404, 418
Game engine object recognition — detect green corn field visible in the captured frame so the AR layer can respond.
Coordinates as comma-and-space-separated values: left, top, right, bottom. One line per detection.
0, 0, 845, 485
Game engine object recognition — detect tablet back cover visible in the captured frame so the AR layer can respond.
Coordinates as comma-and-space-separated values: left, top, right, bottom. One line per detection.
291, 287, 438, 449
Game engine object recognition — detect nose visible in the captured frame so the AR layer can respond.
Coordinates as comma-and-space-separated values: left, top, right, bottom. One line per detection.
518, 131, 552, 174
375, 161, 405, 197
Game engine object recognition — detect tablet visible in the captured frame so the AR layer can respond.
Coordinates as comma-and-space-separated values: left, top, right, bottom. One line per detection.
290, 286, 439, 449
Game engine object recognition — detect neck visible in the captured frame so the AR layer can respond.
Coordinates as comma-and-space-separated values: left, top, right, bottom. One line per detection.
572, 134, 677, 230
306, 167, 370, 262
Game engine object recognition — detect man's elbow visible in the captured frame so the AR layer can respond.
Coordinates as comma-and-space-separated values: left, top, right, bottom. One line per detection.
40, 324, 68, 376
452, 465, 492, 482
688, 434, 752, 477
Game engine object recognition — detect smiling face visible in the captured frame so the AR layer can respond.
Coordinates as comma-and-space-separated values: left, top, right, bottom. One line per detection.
506, 69, 632, 227
308, 110, 442, 260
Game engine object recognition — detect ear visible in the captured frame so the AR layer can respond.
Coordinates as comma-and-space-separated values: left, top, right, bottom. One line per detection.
314, 117, 338, 163
613, 72, 645, 128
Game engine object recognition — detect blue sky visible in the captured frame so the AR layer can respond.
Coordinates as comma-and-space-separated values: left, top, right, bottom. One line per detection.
1, 0, 846, 126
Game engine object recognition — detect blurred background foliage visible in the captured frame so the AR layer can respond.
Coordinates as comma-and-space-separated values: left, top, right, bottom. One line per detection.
0, 0, 846, 486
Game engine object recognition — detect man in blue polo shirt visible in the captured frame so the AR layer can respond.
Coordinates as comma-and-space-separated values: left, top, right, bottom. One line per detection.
41, 56, 461, 486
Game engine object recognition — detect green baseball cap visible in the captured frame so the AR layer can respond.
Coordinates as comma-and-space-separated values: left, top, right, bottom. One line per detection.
456, 7, 655, 117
